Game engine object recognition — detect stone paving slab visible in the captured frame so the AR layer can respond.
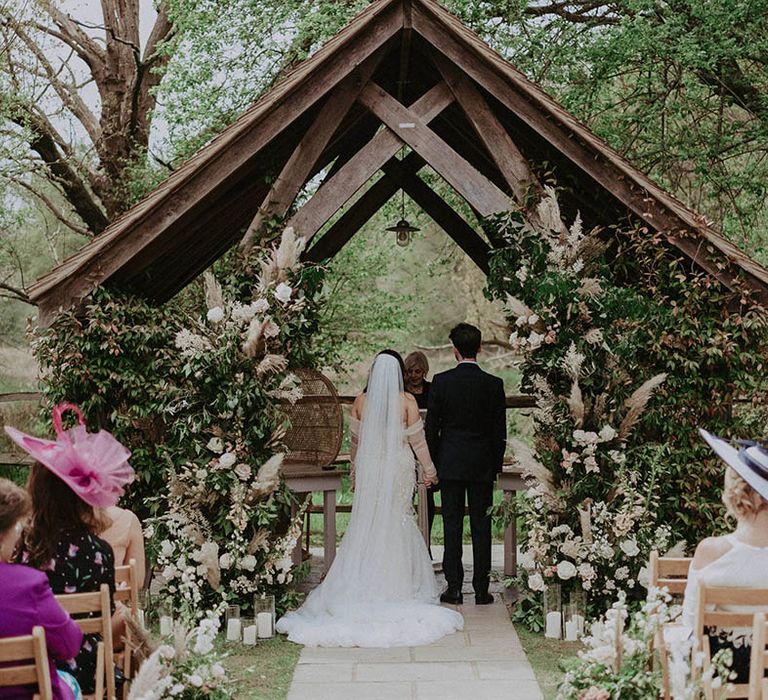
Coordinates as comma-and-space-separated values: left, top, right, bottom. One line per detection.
284, 544, 544, 700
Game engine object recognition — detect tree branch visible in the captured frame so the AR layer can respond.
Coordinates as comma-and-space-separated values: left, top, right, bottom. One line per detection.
13, 177, 89, 235
0, 281, 33, 305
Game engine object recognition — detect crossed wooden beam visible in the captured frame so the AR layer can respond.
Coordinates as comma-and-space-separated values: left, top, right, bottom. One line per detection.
239, 47, 552, 269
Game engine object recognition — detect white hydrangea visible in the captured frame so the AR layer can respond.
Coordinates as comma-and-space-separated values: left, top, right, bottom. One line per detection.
206, 306, 225, 323
240, 555, 257, 571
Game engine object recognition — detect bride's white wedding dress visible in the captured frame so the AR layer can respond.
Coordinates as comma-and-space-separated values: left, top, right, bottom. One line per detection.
276, 354, 463, 647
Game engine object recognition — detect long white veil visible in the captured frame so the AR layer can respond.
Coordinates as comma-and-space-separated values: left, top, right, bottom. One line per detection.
275, 353, 463, 647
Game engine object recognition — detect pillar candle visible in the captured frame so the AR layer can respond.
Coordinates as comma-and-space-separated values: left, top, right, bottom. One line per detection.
257, 612, 273, 638
572, 613, 585, 637
159, 615, 173, 636
243, 624, 258, 645
137, 610, 145, 628
544, 611, 562, 639
226, 618, 241, 641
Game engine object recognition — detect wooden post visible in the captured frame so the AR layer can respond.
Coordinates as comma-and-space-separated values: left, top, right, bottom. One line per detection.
323, 488, 337, 573
503, 490, 517, 577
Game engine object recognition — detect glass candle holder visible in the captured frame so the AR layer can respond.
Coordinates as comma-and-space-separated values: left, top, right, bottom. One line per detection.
225, 604, 241, 642
564, 586, 586, 640
254, 594, 275, 638
543, 583, 562, 639
158, 601, 174, 636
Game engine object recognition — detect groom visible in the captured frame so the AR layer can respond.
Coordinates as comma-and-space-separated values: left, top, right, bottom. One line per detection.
425, 323, 506, 605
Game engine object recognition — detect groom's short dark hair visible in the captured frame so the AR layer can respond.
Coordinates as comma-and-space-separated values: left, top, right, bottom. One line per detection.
449, 323, 481, 359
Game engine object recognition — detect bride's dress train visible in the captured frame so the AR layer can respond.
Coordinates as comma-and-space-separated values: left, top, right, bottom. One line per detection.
276, 355, 463, 647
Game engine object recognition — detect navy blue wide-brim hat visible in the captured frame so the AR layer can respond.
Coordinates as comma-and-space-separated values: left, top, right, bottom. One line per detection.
700, 429, 768, 502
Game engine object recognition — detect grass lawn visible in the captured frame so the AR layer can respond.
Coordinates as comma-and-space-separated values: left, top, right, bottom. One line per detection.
222, 636, 302, 700
516, 626, 581, 700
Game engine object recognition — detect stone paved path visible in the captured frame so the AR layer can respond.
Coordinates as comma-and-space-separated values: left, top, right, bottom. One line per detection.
285, 545, 544, 700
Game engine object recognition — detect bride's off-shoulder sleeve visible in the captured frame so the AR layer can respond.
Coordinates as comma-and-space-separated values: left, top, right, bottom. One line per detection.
405, 419, 437, 482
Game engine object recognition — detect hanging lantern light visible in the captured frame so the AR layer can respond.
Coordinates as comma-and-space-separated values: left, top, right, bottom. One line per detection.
386, 217, 420, 247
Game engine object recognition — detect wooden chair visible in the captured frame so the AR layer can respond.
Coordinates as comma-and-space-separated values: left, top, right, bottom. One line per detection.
694, 584, 768, 699
0, 626, 53, 700
649, 550, 692, 596
56, 583, 114, 700
114, 559, 140, 698
649, 550, 693, 699
749, 613, 768, 699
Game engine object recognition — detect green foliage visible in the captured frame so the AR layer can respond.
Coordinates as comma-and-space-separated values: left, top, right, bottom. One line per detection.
484, 196, 768, 616
31, 288, 180, 519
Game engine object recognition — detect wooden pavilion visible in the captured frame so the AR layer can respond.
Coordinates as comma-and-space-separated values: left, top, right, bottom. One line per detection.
27, 0, 768, 321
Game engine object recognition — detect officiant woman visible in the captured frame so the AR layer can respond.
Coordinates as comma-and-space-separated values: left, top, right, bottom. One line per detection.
404, 351, 436, 554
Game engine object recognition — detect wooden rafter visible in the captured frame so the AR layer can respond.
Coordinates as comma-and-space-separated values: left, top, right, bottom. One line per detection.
357, 82, 510, 218
429, 51, 558, 234
240, 53, 385, 252
382, 158, 490, 273
287, 81, 454, 238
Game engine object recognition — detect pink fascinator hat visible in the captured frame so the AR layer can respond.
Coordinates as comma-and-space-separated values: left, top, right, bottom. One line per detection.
4, 403, 134, 508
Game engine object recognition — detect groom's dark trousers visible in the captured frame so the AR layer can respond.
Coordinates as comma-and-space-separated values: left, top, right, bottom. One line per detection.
425, 362, 506, 594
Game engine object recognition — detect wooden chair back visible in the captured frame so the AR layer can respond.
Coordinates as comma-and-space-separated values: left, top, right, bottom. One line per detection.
695, 584, 768, 699
0, 626, 53, 700
749, 612, 768, 700
114, 559, 141, 698
114, 559, 140, 614
56, 583, 113, 700
648, 550, 692, 596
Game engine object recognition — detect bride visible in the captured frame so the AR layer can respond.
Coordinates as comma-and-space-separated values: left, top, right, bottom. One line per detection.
276, 350, 464, 647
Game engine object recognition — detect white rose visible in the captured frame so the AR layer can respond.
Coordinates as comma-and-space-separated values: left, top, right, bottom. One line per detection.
206, 306, 224, 323
274, 282, 293, 304
556, 560, 577, 580
527, 332, 545, 350
170, 684, 185, 696
219, 452, 237, 468
528, 313, 540, 325
188, 674, 203, 688
253, 298, 270, 313
620, 539, 640, 557
599, 425, 617, 442
219, 553, 234, 570
528, 572, 545, 591
234, 463, 252, 480
160, 540, 174, 558
206, 437, 224, 453
240, 555, 257, 572
277, 572, 286, 584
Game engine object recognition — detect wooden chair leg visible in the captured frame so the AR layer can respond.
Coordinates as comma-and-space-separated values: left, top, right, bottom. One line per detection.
94, 641, 105, 700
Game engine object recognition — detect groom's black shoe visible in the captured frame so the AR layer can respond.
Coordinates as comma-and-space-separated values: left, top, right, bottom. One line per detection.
475, 592, 494, 605
440, 587, 463, 605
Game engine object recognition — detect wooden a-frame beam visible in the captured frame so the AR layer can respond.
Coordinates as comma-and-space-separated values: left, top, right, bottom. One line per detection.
240, 53, 385, 252
306, 150, 491, 274
305, 152, 426, 262
382, 158, 490, 273
287, 81, 454, 238
357, 82, 510, 218
429, 51, 560, 233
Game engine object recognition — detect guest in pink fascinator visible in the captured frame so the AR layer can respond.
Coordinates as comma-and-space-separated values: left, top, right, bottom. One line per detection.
5, 403, 135, 696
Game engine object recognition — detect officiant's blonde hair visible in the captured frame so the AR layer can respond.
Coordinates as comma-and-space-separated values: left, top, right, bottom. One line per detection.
404, 351, 429, 375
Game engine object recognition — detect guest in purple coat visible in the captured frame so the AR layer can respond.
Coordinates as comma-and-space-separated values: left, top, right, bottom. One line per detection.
0, 477, 83, 700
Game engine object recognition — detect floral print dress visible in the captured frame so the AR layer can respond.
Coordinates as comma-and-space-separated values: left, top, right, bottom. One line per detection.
24, 530, 115, 694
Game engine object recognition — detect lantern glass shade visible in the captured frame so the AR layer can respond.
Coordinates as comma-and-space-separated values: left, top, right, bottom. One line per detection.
386, 218, 419, 247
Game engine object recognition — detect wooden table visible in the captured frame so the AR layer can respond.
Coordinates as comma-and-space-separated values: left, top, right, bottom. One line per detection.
283, 466, 343, 574
497, 467, 528, 577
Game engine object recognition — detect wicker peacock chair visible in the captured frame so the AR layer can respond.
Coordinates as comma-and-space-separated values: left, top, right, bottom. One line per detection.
282, 368, 343, 471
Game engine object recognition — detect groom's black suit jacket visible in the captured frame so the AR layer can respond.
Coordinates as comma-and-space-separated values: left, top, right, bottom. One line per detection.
425, 362, 506, 482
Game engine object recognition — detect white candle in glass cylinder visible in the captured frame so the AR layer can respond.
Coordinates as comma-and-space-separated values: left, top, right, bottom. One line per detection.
159, 615, 173, 636
137, 610, 145, 628
573, 614, 585, 637
226, 618, 241, 641
544, 611, 562, 639
564, 620, 578, 641
257, 612, 273, 638
243, 624, 258, 645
